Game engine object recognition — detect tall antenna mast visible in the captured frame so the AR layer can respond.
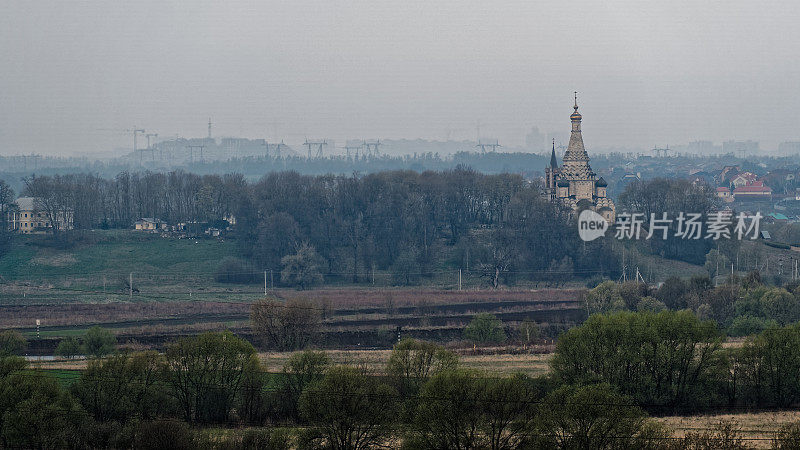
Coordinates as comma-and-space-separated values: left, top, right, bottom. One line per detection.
208, 118, 212, 139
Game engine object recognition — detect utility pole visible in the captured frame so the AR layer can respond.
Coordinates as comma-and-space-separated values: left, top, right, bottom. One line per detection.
458, 269, 462, 291
264, 271, 267, 296
476, 140, 501, 153
129, 272, 133, 300
186, 145, 206, 164
363, 140, 381, 157
271, 269, 274, 290
303, 139, 328, 158
343, 145, 361, 158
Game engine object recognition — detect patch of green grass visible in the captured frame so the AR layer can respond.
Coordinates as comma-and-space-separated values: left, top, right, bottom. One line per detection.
0, 230, 238, 280
32, 368, 82, 387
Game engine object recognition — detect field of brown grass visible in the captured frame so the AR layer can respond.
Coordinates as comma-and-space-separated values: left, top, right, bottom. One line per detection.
6, 287, 584, 349
35, 347, 554, 377
658, 411, 800, 448
259, 347, 554, 376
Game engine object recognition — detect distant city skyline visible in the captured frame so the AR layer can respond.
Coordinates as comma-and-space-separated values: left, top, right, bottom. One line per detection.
2, 1, 800, 156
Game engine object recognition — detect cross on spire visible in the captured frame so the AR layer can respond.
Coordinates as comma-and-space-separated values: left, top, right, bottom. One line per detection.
574, 91, 578, 110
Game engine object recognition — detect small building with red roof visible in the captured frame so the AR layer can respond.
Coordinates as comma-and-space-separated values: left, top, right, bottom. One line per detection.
733, 180, 772, 199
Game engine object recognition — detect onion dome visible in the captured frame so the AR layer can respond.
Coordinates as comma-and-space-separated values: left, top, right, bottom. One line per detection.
570, 91, 582, 121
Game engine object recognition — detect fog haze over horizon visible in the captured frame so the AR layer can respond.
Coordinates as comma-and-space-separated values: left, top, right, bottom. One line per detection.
1, 1, 799, 157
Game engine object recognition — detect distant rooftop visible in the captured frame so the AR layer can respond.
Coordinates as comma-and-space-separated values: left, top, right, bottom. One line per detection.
15, 197, 35, 210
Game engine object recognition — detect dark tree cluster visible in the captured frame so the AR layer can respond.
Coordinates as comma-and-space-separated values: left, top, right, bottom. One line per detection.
618, 177, 727, 265
240, 168, 619, 285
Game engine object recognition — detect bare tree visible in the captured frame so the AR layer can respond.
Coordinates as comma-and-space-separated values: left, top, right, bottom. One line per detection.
251, 297, 321, 350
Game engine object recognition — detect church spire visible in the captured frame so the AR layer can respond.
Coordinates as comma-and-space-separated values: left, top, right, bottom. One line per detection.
550, 138, 558, 168
563, 91, 589, 163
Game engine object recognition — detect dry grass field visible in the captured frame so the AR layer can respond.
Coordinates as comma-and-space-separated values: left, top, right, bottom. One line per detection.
258, 347, 554, 376
658, 411, 800, 448
34, 347, 554, 377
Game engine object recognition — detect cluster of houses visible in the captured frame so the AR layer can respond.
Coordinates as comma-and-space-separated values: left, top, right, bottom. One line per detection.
5, 196, 232, 237
714, 168, 775, 202
133, 217, 231, 237
699, 165, 800, 223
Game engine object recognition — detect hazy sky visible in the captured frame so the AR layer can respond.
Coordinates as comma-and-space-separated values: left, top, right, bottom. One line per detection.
1, 0, 799, 156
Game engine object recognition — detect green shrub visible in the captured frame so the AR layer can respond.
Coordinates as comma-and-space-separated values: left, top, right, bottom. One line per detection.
0, 330, 26, 357
636, 296, 667, 313
408, 370, 486, 449
165, 331, 260, 424
133, 419, 194, 450
464, 313, 506, 345
387, 338, 458, 396
300, 366, 398, 449
531, 383, 667, 450
82, 326, 116, 358
72, 351, 174, 422
54, 336, 81, 359
0, 371, 87, 448
272, 349, 330, 422
584, 281, 625, 314
728, 315, 778, 337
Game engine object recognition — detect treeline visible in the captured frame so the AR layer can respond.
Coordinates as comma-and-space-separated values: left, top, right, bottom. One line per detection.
18, 172, 248, 230
10, 169, 620, 286
553, 310, 800, 412
584, 270, 800, 336
6, 316, 800, 448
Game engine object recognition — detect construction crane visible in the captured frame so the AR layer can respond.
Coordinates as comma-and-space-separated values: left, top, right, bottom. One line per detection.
303, 139, 328, 158
94, 127, 146, 159
128, 128, 146, 163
